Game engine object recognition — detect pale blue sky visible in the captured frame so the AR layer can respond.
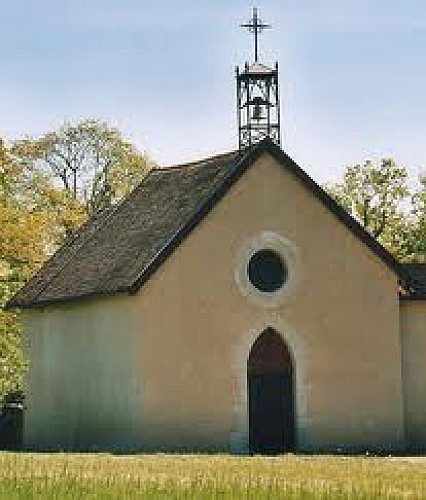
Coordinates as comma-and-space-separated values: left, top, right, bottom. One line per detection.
1, 1, 425, 183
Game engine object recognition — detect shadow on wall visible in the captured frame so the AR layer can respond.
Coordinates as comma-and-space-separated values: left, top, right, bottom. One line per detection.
0, 392, 24, 450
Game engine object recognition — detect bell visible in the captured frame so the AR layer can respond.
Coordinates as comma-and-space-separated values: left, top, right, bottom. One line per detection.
252, 103, 263, 120
251, 96, 266, 121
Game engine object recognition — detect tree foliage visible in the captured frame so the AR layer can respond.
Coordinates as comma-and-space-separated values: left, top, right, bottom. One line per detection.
0, 140, 29, 401
12, 119, 153, 218
0, 309, 26, 400
325, 159, 414, 260
408, 175, 426, 261
0, 122, 154, 401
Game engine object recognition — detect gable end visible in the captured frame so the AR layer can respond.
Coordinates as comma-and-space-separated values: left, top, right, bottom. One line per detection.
6, 139, 406, 309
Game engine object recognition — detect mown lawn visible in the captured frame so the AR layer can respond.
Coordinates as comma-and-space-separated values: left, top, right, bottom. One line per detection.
0, 452, 425, 498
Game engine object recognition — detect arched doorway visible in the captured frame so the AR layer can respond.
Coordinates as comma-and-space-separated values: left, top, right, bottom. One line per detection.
247, 328, 294, 453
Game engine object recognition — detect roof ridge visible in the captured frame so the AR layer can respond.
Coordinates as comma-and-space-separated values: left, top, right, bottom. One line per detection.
130, 138, 405, 294
259, 141, 406, 279
156, 149, 239, 172
128, 151, 247, 293
8, 138, 409, 309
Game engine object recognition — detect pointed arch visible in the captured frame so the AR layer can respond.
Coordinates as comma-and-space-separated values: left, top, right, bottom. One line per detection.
247, 327, 295, 453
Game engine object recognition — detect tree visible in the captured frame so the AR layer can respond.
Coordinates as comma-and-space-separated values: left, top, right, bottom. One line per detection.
407, 175, 426, 261
12, 119, 153, 219
0, 308, 26, 401
1, 123, 154, 401
325, 159, 411, 259
0, 140, 30, 401
1, 141, 61, 282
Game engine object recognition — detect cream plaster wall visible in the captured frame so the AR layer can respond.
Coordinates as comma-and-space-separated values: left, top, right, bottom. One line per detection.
400, 300, 426, 449
23, 152, 404, 452
23, 296, 144, 451
134, 153, 403, 452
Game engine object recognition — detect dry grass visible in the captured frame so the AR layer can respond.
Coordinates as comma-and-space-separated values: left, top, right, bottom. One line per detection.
0, 452, 425, 498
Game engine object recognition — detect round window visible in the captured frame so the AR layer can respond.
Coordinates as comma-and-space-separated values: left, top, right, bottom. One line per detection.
247, 249, 287, 292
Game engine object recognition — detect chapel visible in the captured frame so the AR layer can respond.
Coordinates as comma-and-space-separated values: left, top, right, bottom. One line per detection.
7, 8, 426, 454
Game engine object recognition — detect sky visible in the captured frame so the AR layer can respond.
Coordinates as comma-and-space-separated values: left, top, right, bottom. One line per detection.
1, 1, 425, 183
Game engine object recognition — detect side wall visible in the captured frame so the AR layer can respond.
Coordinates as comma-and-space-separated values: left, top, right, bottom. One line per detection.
22, 296, 144, 451
400, 300, 426, 449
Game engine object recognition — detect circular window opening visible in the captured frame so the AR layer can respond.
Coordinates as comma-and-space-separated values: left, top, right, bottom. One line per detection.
248, 249, 287, 292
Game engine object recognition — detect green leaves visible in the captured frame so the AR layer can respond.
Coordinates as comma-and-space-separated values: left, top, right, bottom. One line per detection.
407, 175, 426, 261
0, 309, 26, 401
12, 119, 154, 216
325, 159, 424, 261
0, 120, 154, 401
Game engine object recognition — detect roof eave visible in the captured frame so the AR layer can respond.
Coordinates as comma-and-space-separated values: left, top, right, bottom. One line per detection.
399, 294, 426, 302
260, 139, 406, 281
5, 288, 130, 310
6, 138, 407, 309
129, 138, 406, 295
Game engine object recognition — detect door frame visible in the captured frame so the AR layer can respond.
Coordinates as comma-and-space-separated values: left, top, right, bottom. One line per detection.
230, 322, 308, 454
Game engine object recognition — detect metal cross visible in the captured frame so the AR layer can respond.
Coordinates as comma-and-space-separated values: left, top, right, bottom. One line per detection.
240, 7, 271, 63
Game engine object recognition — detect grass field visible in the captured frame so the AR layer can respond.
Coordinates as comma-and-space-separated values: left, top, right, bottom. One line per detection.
0, 452, 425, 498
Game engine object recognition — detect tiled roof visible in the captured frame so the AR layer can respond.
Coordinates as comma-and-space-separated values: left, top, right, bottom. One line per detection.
6, 139, 409, 309
400, 264, 426, 299
7, 149, 240, 308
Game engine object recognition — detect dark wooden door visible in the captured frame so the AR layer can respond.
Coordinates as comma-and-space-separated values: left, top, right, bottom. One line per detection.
248, 328, 294, 454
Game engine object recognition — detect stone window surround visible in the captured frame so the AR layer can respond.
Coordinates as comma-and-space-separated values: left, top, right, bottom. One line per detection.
234, 231, 299, 308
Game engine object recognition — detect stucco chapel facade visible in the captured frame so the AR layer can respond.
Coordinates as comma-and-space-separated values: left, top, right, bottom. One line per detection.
7, 139, 426, 454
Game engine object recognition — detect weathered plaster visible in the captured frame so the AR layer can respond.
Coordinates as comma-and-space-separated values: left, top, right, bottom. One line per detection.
23, 152, 405, 452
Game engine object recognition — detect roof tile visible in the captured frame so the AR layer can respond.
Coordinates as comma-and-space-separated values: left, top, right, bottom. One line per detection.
7, 140, 413, 308
8, 150, 239, 307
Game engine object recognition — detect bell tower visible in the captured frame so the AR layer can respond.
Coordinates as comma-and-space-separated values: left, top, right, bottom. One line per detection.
236, 7, 281, 150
